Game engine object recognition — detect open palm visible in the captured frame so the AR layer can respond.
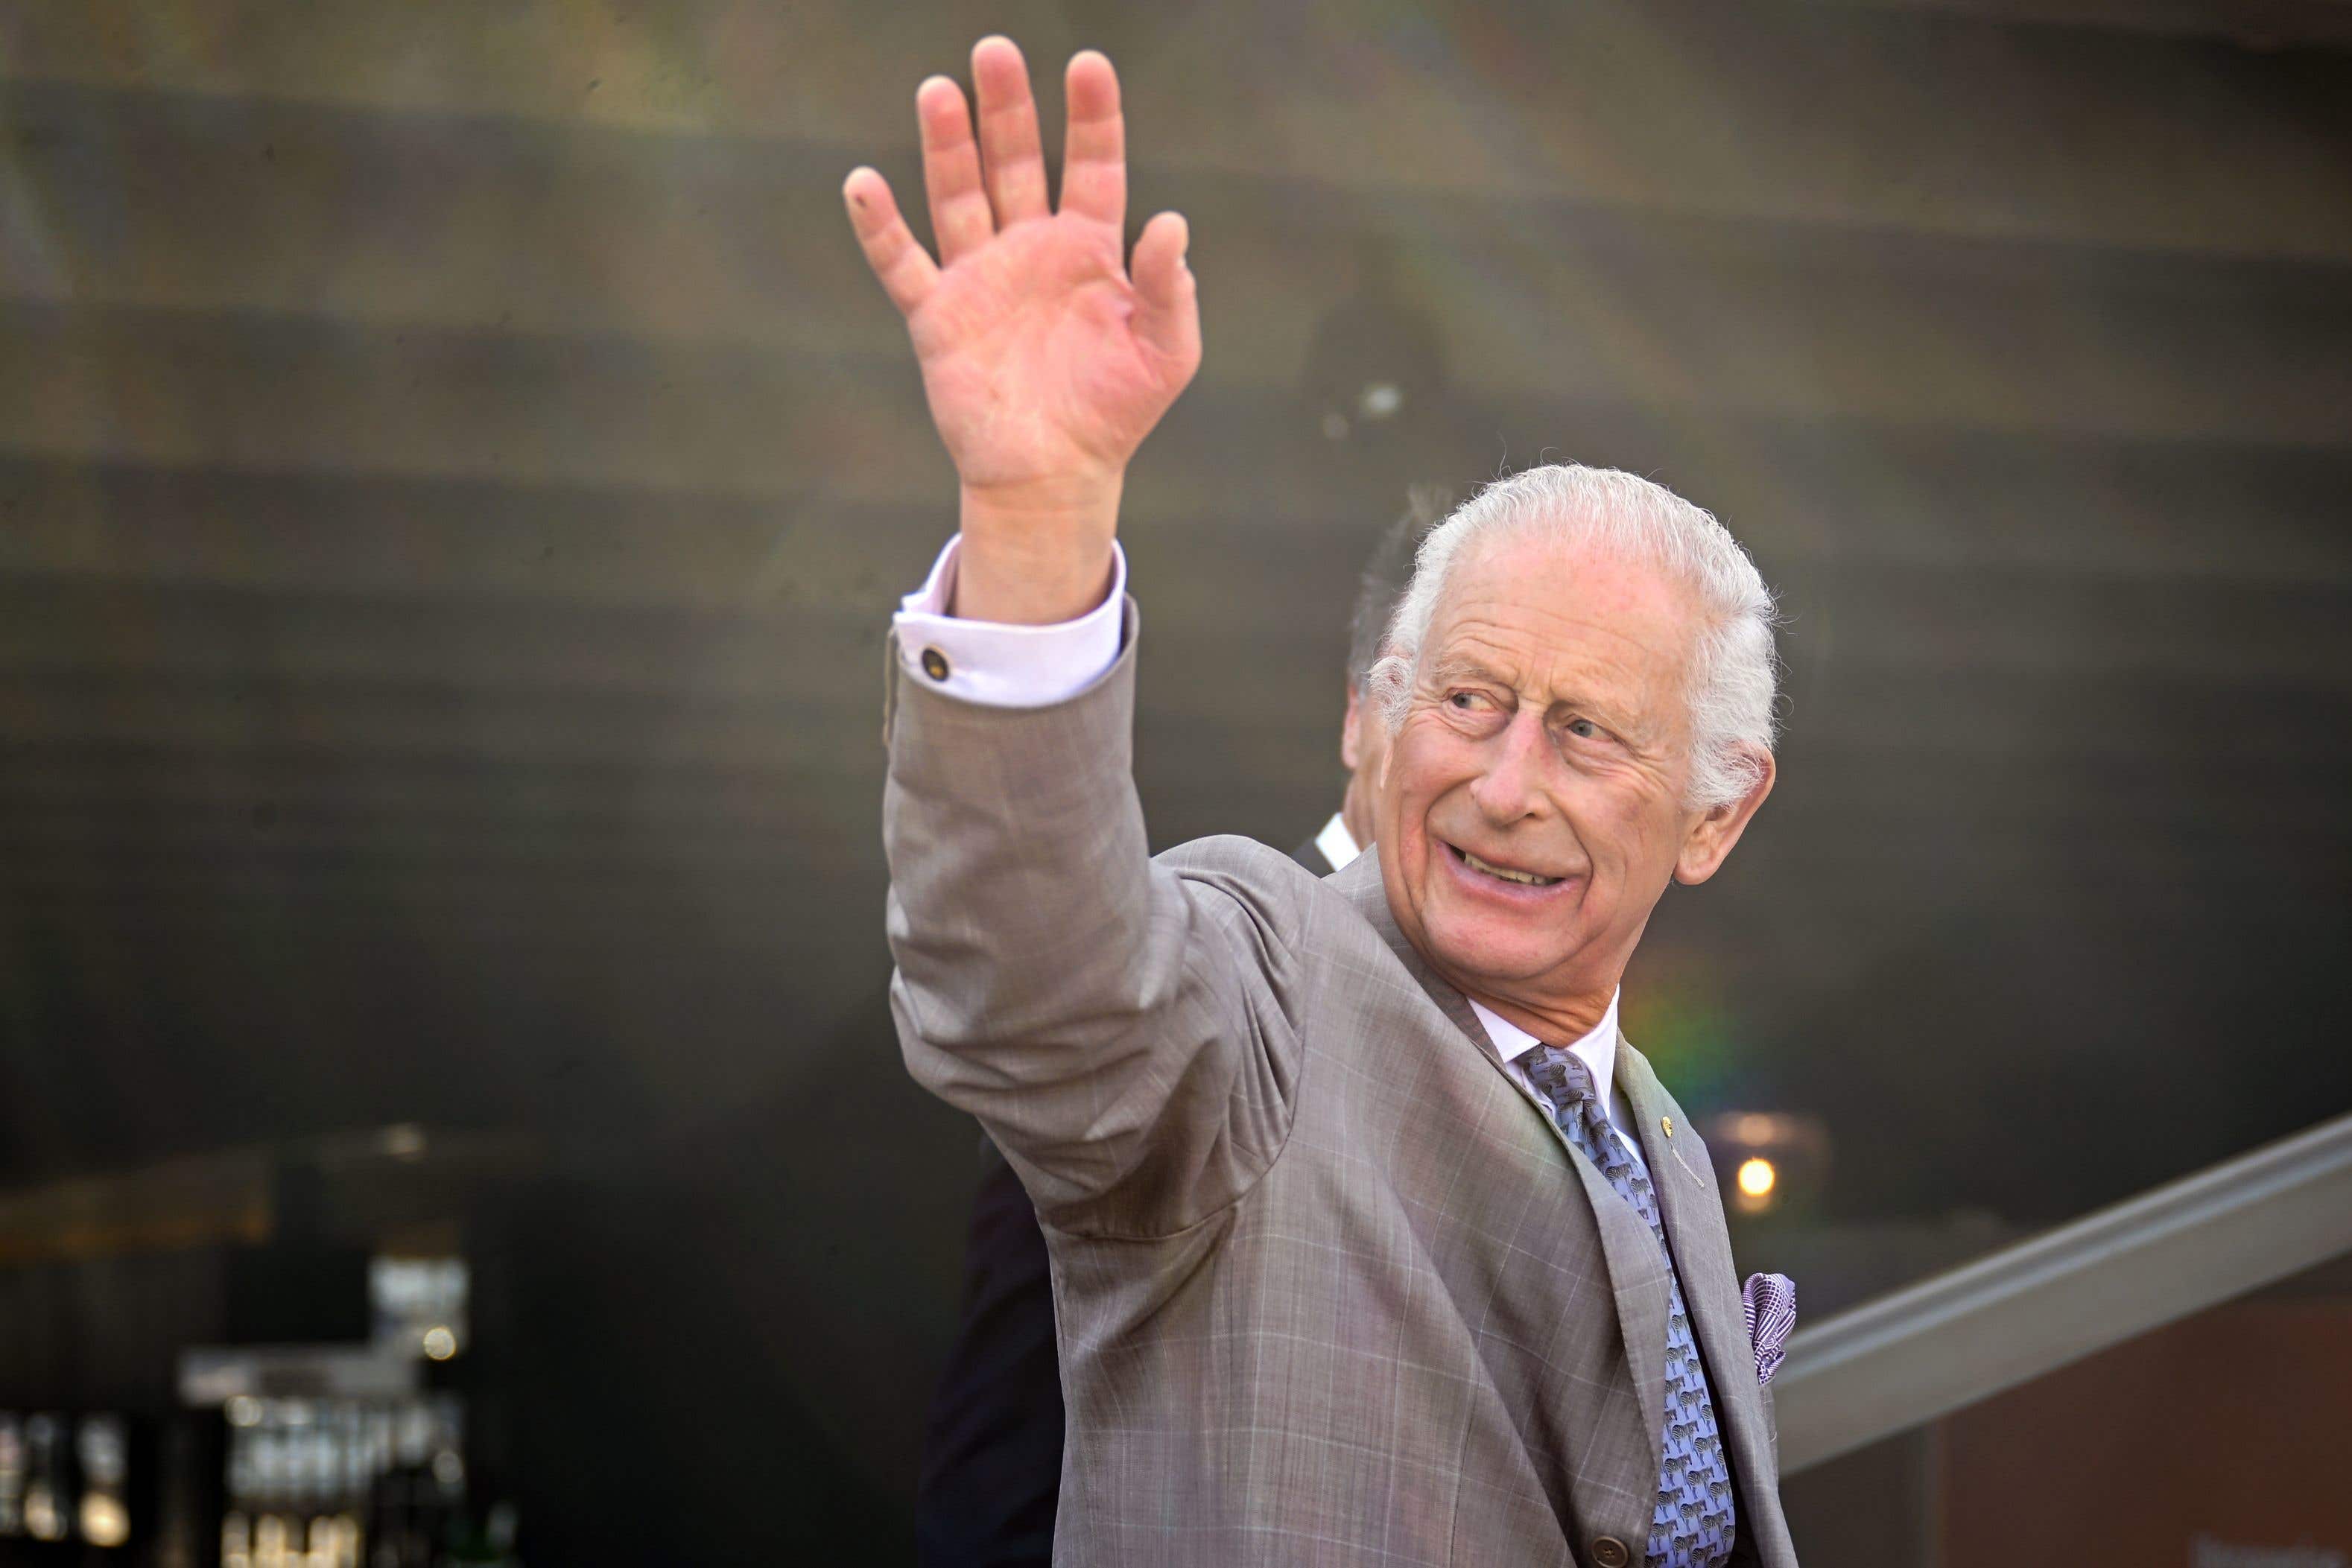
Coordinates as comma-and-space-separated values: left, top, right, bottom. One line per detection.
843, 41, 1201, 500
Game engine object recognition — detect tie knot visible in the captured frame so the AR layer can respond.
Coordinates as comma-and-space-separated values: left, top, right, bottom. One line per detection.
1524, 1044, 1600, 1115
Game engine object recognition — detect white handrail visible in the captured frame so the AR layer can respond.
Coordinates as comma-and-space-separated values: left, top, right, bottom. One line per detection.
1773, 1110, 2352, 1472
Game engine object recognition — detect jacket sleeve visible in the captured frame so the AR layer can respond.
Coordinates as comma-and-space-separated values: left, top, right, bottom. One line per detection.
881, 601, 1310, 1238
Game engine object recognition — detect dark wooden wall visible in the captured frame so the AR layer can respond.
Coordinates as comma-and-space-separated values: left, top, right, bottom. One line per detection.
3, 1, 2350, 1558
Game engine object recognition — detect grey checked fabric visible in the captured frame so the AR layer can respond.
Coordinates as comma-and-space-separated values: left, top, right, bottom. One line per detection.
884, 612, 1798, 1566
1524, 1046, 1737, 1568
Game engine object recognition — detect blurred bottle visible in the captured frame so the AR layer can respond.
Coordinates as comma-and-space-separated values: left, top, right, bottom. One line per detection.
77, 1413, 133, 1546
21, 1412, 74, 1542
222, 1508, 253, 1568
0, 1412, 23, 1536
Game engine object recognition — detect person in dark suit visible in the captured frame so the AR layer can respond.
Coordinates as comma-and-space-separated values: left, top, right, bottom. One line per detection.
913, 492, 1443, 1568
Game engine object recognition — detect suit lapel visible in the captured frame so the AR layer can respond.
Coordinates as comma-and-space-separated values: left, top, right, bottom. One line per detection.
1616, 1041, 1792, 1564
1331, 850, 1670, 1497
1553, 1114, 1672, 1479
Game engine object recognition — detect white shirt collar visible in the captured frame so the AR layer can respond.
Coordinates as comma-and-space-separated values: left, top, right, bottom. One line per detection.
1313, 819, 1622, 1130
1468, 989, 1621, 1112
1313, 812, 1362, 872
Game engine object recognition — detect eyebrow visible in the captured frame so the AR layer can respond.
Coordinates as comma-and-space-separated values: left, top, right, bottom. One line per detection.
1425, 652, 1511, 689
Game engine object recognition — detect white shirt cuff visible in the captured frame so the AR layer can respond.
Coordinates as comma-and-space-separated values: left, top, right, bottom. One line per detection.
892, 536, 1126, 708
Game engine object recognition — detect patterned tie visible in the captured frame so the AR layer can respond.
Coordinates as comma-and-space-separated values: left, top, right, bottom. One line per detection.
1524, 1046, 1737, 1568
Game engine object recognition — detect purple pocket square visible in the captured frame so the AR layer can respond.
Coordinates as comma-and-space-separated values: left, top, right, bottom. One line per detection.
1742, 1272, 1796, 1386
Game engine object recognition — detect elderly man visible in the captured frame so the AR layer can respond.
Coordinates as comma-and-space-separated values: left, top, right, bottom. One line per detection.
845, 36, 1797, 1568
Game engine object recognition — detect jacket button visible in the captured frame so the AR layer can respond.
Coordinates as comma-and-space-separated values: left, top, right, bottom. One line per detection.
1591, 1537, 1630, 1568
919, 646, 951, 682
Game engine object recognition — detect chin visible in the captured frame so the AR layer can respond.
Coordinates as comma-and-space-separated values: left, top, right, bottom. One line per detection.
1419, 909, 1575, 988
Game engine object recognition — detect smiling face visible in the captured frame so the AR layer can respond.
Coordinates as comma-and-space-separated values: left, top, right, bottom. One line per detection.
1375, 530, 1773, 1041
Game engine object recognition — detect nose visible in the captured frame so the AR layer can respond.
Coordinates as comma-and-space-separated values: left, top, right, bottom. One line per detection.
1466, 706, 1555, 827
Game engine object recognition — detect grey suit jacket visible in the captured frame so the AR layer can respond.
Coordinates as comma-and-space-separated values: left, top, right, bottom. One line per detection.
884, 606, 1797, 1567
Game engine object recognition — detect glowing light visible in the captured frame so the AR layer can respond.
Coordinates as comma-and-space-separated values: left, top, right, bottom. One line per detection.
1736, 1158, 1778, 1199
226, 1395, 263, 1428
421, 1325, 458, 1361
25, 1484, 64, 1540
80, 1492, 130, 1546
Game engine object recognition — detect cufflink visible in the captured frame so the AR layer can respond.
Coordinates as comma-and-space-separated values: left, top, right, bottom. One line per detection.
919, 646, 951, 682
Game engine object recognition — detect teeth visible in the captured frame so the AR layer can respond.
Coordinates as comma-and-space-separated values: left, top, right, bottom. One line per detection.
1461, 848, 1559, 886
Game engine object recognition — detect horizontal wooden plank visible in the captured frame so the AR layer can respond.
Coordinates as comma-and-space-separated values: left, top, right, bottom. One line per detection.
6, 534, 2346, 716
7, 650, 2348, 757
5, 0, 2349, 259
4, 200, 2350, 452
5, 820, 2333, 938
4, 75, 2349, 414
7, 424, 2352, 617
1805, 0, 2352, 50
4, 773, 2339, 866
0, 1150, 273, 1266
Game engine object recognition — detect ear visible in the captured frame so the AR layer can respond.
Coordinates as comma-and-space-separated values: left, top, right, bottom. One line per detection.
1340, 685, 1366, 771
1673, 749, 1775, 886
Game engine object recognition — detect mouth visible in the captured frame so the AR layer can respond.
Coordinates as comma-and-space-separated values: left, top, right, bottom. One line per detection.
1443, 841, 1566, 890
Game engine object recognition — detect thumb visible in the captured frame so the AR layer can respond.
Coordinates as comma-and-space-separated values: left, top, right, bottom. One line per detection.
1130, 211, 1201, 373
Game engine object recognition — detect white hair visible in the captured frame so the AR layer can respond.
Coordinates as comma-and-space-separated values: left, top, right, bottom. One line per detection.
1368, 464, 1781, 811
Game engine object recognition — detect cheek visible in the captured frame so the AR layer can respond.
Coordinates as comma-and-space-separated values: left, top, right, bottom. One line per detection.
1384, 725, 1454, 816
1383, 752, 1453, 876
1567, 786, 1677, 876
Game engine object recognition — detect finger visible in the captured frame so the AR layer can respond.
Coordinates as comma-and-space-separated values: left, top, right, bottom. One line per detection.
916, 74, 995, 264
1058, 50, 1124, 229
972, 36, 1049, 226
842, 167, 939, 318
1130, 210, 1200, 372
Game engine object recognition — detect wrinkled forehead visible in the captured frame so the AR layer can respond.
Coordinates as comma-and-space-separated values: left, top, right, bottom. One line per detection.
1423, 533, 1704, 718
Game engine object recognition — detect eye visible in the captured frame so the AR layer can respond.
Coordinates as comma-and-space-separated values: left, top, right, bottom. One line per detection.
1565, 717, 1600, 740
1447, 690, 1487, 711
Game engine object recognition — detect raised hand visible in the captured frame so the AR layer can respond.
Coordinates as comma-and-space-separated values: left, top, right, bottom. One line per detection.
843, 39, 1201, 623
